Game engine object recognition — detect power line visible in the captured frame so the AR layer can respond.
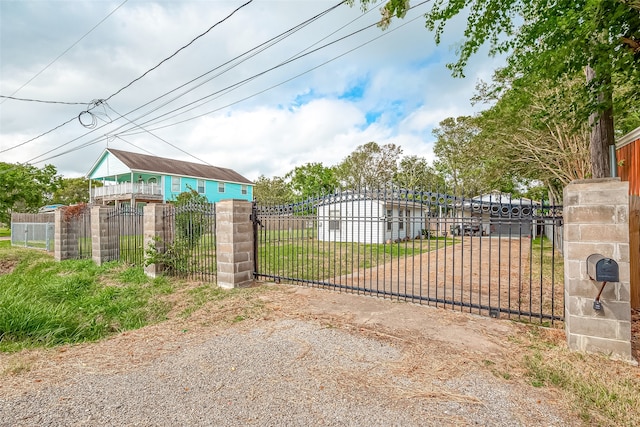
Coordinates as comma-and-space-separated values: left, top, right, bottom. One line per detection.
22, 1, 429, 168
0, 0, 253, 154
107, 105, 214, 167
107, 1, 349, 136
0, 95, 86, 105
0, 0, 128, 105
1, 0, 255, 155
20, 1, 348, 163
104, 0, 255, 102
123, 13, 427, 136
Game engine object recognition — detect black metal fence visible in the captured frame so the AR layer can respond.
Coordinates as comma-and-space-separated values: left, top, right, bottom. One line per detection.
105, 206, 144, 265
254, 188, 564, 324
65, 205, 92, 259
161, 201, 217, 282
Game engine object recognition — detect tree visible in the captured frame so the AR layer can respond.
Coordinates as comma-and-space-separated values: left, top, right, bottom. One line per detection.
394, 155, 444, 190
174, 188, 209, 248
473, 74, 592, 202
356, 0, 640, 177
335, 141, 402, 189
284, 163, 339, 199
252, 175, 293, 205
432, 117, 486, 195
51, 177, 102, 205
0, 162, 61, 224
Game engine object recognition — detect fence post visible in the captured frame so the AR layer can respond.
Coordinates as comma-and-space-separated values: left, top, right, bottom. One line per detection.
91, 206, 111, 266
143, 203, 166, 278
563, 178, 635, 363
216, 199, 254, 289
54, 207, 78, 261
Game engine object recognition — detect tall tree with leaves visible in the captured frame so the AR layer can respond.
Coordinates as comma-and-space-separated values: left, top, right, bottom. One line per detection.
252, 175, 293, 205
335, 141, 402, 189
0, 163, 61, 224
355, 0, 640, 177
474, 74, 592, 202
51, 177, 102, 205
394, 155, 444, 190
285, 163, 339, 199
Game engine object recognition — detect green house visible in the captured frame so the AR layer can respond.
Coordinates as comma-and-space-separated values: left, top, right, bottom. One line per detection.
87, 148, 253, 207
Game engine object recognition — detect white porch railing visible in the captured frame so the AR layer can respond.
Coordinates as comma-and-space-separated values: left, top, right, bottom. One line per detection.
92, 182, 163, 199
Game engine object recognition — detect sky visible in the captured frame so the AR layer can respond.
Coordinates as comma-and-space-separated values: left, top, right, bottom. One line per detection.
0, 0, 504, 182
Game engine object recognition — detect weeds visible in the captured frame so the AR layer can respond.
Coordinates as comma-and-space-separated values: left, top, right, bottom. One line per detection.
0, 247, 172, 352
520, 325, 640, 426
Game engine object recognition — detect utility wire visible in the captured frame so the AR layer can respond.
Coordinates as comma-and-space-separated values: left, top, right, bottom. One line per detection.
121, 0, 377, 133
123, 13, 427, 136
103, 0, 254, 102
106, 1, 348, 137
22, 1, 348, 163
0, 0, 254, 154
0, 0, 128, 105
107, 105, 214, 167
24, 1, 429, 167
0, 95, 87, 105
119, 4, 394, 134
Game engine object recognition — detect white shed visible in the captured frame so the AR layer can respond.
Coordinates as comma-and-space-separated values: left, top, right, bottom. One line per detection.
317, 196, 426, 244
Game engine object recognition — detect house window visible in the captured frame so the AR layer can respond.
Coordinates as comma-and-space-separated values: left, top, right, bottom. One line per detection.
399, 209, 404, 230
218, 182, 225, 193
197, 179, 205, 194
148, 177, 157, 185
241, 185, 248, 195
171, 176, 180, 193
329, 210, 340, 231
386, 209, 392, 231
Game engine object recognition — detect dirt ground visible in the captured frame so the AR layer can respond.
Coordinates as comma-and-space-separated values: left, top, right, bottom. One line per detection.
334, 236, 564, 321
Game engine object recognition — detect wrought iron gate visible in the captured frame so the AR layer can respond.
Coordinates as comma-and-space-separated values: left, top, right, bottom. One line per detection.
161, 201, 217, 282
254, 188, 564, 324
106, 205, 144, 265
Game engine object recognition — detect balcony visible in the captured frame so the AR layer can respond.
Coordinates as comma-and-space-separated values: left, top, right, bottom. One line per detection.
92, 182, 163, 204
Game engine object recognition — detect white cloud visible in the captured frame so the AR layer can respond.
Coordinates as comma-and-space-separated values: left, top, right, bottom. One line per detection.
0, 0, 504, 182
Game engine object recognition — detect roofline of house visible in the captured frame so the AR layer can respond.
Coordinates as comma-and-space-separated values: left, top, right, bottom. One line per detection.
616, 126, 640, 149
86, 148, 253, 185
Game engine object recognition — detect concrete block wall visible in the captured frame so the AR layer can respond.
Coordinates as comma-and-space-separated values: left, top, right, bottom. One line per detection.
216, 199, 254, 289
564, 178, 634, 363
91, 206, 113, 266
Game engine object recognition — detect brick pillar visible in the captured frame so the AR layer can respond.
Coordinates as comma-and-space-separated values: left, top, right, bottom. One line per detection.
91, 206, 111, 266
54, 207, 78, 261
216, 199, 254, 289
143, 203, 167, 278
564, 178, 634, 363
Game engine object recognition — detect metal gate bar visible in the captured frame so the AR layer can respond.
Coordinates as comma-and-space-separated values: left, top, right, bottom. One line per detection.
254, 188, 563, 324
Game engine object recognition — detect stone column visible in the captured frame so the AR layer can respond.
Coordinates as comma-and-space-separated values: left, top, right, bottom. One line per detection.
91, 206, 111, 266
54, 207, 78, 261
143, 203, 167, 278
564, 178, 634, 363
216, 199, 254, 289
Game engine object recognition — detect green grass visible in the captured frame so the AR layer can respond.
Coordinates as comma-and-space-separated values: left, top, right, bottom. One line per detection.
520, 327, 640, 426
0, 246, 173, 352
0, 228, 9, 237
257, 232, 454, 281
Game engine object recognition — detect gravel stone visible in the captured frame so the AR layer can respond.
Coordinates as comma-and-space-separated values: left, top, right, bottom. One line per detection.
0, 318, 573, 426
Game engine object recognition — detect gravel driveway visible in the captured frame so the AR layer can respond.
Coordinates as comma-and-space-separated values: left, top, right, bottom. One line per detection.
0, 285, 577, 426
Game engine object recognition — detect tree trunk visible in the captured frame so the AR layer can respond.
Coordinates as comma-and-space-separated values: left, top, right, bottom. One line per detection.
585, 65, 614, 178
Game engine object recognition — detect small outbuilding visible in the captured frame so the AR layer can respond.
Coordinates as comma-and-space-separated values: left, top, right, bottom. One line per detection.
317, 192, 427, 244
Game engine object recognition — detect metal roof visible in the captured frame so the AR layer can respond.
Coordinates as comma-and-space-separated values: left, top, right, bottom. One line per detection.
100, 149, 253, 184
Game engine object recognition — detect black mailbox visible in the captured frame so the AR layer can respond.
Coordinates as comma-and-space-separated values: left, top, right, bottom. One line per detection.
586, 254, 619, 282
